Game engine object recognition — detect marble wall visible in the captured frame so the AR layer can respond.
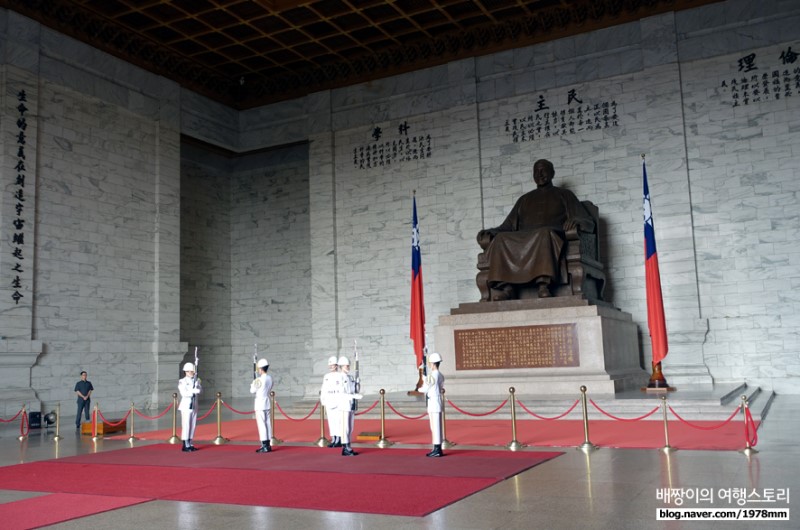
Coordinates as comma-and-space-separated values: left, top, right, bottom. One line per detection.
1, 0, 799, 415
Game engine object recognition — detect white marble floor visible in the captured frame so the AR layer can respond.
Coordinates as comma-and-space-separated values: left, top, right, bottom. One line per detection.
0, 396, 797, 529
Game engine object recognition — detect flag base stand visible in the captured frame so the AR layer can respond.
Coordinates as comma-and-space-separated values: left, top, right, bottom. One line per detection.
642, 362, 675, 393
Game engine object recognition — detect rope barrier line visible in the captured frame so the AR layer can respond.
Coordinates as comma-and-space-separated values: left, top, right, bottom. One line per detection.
668, 405, 740, 430
517, 398, 580, 420
133, 402, 174, 420
744, 406, 758, 447
275, 401, 320, 421
96, 409, 132, 427
197, 401, 217, 422
355, 400, 378, 416
221, 401, 255, 416
0, 409, 23, 423
446, 399, 508, 417
386, 400, 428, 420
589, 399, 660, 422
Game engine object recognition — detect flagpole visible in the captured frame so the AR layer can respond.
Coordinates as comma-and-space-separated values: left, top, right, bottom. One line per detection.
641, 154, 674, 392
408, 190, 427, 395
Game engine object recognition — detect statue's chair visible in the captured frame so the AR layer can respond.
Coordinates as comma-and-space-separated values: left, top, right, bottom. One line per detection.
476, 201, 606, 302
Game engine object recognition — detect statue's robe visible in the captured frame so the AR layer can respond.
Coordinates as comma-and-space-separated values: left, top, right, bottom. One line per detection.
486, 185, 595, 286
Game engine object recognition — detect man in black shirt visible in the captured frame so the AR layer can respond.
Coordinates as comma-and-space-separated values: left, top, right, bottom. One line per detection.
74, 371, 94, 429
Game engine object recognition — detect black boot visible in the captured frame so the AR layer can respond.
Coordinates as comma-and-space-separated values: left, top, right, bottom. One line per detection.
256, 440, 272, 453
188, 439, 198, 451
327, 436, 337, 448
182, 440, 191, 452
426, 444, 443, 457
332, 436, 342, 448
341, 444, 359, 456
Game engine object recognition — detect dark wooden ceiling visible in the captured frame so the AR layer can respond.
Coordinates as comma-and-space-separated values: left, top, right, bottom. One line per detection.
3, 0, 721, 109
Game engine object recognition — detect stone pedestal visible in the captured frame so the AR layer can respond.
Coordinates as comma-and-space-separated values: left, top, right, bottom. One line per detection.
435, 299, 647, 396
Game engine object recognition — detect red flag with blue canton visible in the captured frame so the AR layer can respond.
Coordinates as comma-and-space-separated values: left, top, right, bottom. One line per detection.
643, 159, 668, 365
410, 195, 426, 368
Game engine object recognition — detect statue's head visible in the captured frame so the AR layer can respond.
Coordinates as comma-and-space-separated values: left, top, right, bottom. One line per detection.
533, 159, 555, 187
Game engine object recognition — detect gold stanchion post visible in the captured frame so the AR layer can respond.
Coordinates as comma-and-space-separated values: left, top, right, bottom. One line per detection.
128, 401, 138, 444
269, 391, 282, 446
441, 388, 454, 449
315, 393, 329, 447
17, 404, 27, 441
660, 395, 676, 453
505, 387, 524, 451
739, 395, 759, 456
167, 393, 180, 444
577, 386, 598, 453
213, 392, 228, 445
53, 402, 63, 442
376, 389, 394, 448
91, 402, 100, 441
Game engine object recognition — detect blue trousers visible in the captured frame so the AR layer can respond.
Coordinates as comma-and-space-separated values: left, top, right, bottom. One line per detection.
76, 398, 91, 427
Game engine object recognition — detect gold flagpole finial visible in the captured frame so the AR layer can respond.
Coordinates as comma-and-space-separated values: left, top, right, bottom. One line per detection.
413, 189, 416, 196
641, 153, 646, 160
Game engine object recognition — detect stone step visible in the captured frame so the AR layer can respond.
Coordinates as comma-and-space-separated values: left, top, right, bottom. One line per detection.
271, 383, 771, 422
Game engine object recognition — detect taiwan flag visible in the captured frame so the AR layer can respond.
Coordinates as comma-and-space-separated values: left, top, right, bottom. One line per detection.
643, 159, 668, 365
410, 195, 426, 369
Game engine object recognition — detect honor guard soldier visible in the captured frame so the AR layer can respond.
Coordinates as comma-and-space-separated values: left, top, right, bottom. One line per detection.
420, 352, 445, 457
250, 358, 274, 453
178, 362, 202, 452
320, 356, 342, 448
337, 356, 362, 456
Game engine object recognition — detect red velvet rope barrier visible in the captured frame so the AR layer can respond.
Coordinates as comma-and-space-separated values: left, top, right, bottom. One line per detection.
221, 401, 255, 415
96, 408, 132, 427
589, 399, 660, 422
517, 398, 580, 420
744, 406, 758, 447
386, 400, 428, 420
668, 405, 740, 430
275, 401, 319, 421
446, 399, 508, 417
133, 402, 174, 420
0, 408, 23, 423
197, 402, 217, 421
355, 400, 378, 416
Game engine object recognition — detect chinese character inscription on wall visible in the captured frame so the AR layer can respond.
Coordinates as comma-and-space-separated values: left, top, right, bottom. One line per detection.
352, 120, 433, 170
504, 89, 619, 143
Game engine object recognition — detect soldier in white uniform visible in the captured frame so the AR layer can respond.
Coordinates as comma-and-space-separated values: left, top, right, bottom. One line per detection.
337, 356, 361, 456
419, 352, 445, 457
320, 355, 342, 448
250, 358, 274, 453
178, 362, 202, 452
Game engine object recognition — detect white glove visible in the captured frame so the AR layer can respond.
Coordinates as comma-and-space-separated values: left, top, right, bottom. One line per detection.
192, 388, 201, 394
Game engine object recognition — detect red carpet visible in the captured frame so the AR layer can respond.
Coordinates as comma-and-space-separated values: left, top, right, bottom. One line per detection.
1, 493, 149, 530
0, 445, 562, 517
124, 416, 756, 451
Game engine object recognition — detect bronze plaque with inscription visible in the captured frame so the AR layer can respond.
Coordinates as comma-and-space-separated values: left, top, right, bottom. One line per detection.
454, 324, 579, 370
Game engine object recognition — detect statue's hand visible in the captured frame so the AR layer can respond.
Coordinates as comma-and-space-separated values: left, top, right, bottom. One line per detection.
563, 219, 577, 232
477, 229, 496, 247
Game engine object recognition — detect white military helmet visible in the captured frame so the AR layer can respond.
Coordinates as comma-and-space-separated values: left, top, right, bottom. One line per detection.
429, 352, 442, 363
337, 356, 350, 366
327, 356, 338, 366
183, 362, 195, 372
257, 358, 269, 368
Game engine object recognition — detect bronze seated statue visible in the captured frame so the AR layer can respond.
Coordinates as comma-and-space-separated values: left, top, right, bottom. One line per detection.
476, 159, 606, 303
